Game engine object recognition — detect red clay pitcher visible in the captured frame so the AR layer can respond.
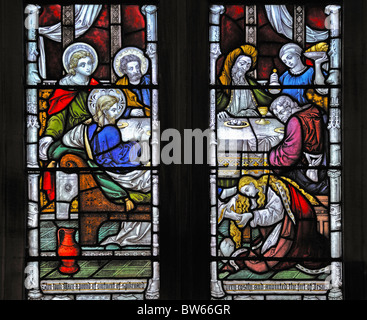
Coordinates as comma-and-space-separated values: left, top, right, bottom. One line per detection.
57, 228, 80, 274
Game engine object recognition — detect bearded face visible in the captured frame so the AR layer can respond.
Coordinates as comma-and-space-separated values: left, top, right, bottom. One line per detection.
274, 104, 292, 123
270, 96, 301, 124
94, 95, 123, 127
104, 102, 125, 125
273, 98, 295, 123
231, 55, 252, 85
125, 60, 142, 84
104, 110, 117, 125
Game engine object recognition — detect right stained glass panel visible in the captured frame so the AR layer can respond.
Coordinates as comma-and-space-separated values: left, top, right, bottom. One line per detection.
209, 3, 343, 300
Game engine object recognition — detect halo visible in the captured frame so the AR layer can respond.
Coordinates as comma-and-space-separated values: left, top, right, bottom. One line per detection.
62, 42, 98, 74
113, 47, 149, 78
88, 88, 127, 118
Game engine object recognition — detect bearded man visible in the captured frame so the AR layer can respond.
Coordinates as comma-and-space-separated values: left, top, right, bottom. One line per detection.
217, 45, 273, 119
114, 48, 151, 117
268, 95, 329, 195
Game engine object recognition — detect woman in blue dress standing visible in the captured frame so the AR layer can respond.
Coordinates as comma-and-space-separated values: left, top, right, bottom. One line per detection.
273, 43, 328, 106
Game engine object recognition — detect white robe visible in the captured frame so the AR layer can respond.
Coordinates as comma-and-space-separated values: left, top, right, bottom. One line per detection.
226, 88, 258, 117
218, 187, 285, 254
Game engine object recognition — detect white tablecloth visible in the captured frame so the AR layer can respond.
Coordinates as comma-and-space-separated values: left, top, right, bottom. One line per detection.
217, 116, 284, 177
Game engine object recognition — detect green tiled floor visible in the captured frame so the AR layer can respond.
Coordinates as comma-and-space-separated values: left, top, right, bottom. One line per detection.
40, 221, 145, 251
40, 260, 152, 280
93, 260, 152, 278
271, 269, 318, 280
218, 262, 327, 281
40, 221, 79, 251
217, 220, 329, 281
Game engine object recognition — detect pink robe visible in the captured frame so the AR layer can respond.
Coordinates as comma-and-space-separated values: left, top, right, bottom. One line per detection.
226, 182, 329, 274
269, 105, 325, 168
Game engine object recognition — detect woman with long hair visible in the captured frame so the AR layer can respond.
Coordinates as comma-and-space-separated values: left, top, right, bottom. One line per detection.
218, 174, 329, 274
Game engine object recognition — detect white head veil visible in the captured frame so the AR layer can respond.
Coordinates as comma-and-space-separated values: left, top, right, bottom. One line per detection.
279, 43, 303, 60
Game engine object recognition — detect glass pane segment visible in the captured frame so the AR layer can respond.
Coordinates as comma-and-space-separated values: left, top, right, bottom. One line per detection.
209, 3, 343, 300
24, 3, 159, 300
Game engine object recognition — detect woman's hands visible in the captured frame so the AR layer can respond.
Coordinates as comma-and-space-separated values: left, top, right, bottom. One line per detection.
223, 197, 253, 227
237, 212, 253, 228
314, 53, 329, 67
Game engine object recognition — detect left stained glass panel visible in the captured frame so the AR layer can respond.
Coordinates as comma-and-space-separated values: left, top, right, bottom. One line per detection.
24, 3, 160, 300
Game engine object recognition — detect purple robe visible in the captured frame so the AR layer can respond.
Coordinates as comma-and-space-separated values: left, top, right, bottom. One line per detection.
269, 105, 326, 167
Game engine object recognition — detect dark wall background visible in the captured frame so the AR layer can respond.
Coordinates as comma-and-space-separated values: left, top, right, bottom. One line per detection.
0, 0, 366, 300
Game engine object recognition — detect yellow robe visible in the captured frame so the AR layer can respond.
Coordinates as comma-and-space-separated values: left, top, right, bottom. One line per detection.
116, 76, 151, 117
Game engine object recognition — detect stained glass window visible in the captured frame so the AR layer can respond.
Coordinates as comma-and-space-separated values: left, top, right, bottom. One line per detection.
24, 3, 160, 300
209, 3, 343, 300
